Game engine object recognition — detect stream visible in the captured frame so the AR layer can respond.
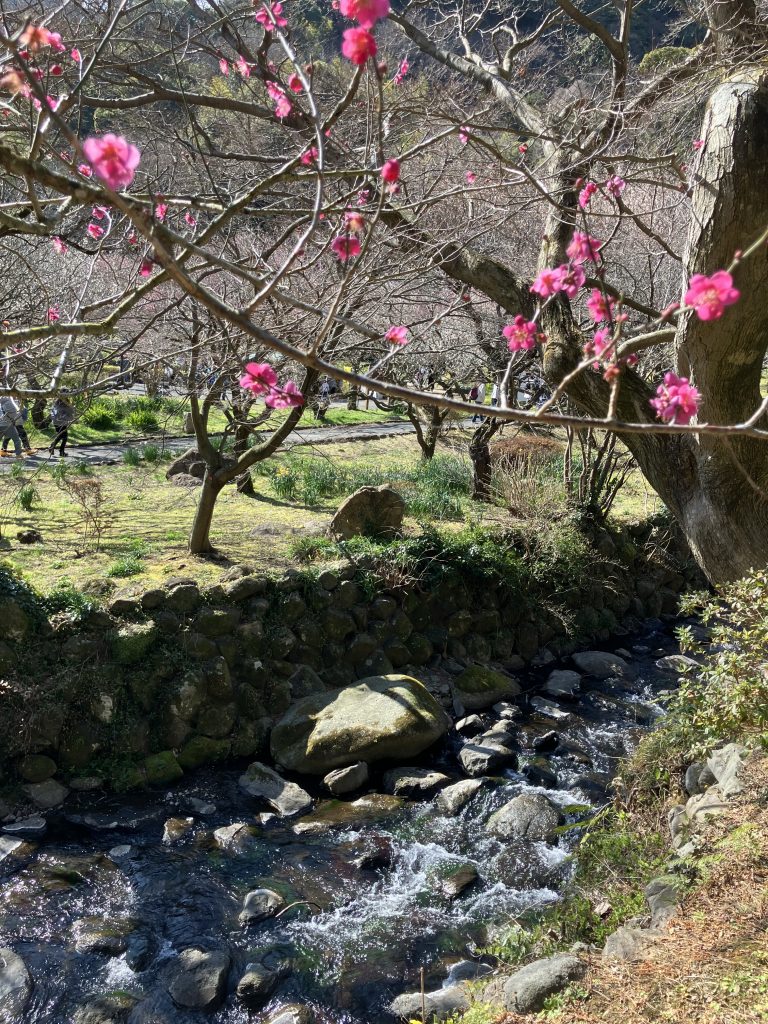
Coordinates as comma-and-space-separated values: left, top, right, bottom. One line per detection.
0, 620, 687, 1024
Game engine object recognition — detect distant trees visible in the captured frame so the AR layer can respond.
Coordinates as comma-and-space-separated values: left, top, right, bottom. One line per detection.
0, 0, 766, 580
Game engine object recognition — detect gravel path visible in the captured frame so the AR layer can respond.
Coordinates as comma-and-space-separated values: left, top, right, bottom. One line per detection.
0, 419, 423, 471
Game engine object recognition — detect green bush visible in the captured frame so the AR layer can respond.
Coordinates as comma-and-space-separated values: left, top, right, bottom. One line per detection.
18, 483, 38, 511
624, 568, 768, 804
81, 402, 118, 430
127, 408, 159, 432
44, 578, 94, 619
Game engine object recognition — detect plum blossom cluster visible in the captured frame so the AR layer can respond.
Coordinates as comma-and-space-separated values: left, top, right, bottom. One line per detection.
502, 316, 538, 352
578, 176, 627, 208
392, 59, 409, 85
385, 325, 409, 346
684, 271, 740, 321
266, 80, 292, 119
239, 363, 304, 408
650, 373, 701, 425
255, 2, 288, 30
338, 0, 390, 65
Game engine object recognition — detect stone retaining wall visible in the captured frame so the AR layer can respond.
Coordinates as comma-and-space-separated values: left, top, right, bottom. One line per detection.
0, 521, 698, 795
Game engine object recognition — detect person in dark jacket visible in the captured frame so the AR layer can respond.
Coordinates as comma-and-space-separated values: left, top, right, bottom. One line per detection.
49, 396, 76, 457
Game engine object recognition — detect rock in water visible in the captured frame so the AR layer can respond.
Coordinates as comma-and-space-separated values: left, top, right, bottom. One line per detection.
168, 947, 230, 1010
236, 963, 279, 1006
452, 666, 522, 710
486, 793, 561, 842
329, 485, 405, 540
270, 675, 451, 774
440, 862, 478, 898
239, 888, 285, 925
0, 948, 32, 1018
543, 670, 581, 699
383, 768, 450, 799
238, 762, 313, 817
390, 985, 470, 1020
571, 651, 629, 679
72, 992, 138, 1024
324, 762, 369, 795
436, 779, 485, 815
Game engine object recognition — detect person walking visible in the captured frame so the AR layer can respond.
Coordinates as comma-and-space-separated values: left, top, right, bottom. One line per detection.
0, 395, 23, 457
471, 381, 486, 423
1, 399, 33, 456
49, 396, 75, 457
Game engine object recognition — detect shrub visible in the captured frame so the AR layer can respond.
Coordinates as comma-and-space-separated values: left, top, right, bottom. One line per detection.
127, 408, 160, 431
290, 535, 337, 563
81, 402, 118, 430
18, 483, 38, 511
44, 578, 94, 619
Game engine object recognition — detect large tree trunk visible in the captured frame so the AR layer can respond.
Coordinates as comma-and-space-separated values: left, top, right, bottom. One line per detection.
189, 472, 225, 554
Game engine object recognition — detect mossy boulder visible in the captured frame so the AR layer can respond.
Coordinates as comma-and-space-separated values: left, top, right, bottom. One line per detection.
452, 666, 522, 710
19, 754, 57, 783
178, 736, 231, 771
270, 674, 451, 774
143, 751, 183, 786
0, 598, 29, 641
110, 621, 158, 666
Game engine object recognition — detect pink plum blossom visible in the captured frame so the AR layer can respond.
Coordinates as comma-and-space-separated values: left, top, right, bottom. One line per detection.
267, 81, 292, 118
586, 288, 615, 322
300, 146, 319, 165
381, 158, 400, 182
82, 134, 140, 190
71, 48, 81, 62
344, 210, 365, 234
385, 325, 409, 346
339, 0, 390, 29
392, 58, 409, 85
139, 259, 153, 277
155, 202, 167, 221
518, 143, 528, 154
331, 234, 362, 261
47, 305, 60, 323
255, 2, 288, 29
236, 56, 251, 77
219, 58, 229, 75
52, 236, 68, 254
240, 362, 278, 395
530, 268, 562, 298
265, 380, 304, 408
86, 223, 104, 239
458, 126, 469, 144
20, 25, 59, 51
91, 205, 108, 220
692, 139, 704, 150
502, 316, 537, 352
556, 265, 585, 299
566, 231, 601, 264
288, 73, 303, 93
77, 163, 92, 177
605, 175, 626, 197
184, 210, 197, 227
578, 181, 598, 209
0, 70, 29, 96
684, 271, 740, 321
465, 171, 477, 184
50, 64, 63, 76
342, 28, 377, 65
650, 372, 701, 425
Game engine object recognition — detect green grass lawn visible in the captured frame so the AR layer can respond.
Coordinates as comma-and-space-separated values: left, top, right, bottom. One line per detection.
0, 427, 658, 601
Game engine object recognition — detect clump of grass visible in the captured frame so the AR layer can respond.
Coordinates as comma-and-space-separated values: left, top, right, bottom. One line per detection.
107, 554, 144, 578
127, 408, 159, 432
141, 443, 160, 463
123, 448, 141, 467
17, 483, 39, 511
81, 401, 119, 430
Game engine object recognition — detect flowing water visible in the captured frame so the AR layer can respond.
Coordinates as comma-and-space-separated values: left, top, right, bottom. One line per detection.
0, 622, 684, 1024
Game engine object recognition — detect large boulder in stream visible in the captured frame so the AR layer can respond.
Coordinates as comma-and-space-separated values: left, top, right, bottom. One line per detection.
486, 793, 562, 842
270, 675, 451, 774
167, 947, 231, 1010
0, 948, 32, 1018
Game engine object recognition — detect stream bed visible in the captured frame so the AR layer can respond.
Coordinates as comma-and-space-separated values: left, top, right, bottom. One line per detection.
0, 620, 688, 1024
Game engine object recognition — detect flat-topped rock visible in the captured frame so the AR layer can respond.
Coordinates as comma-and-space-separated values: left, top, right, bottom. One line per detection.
270, 675, 451, 774
239, 762, 313, 817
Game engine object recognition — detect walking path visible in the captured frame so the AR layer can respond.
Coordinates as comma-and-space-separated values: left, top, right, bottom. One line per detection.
0, 419, 424, 471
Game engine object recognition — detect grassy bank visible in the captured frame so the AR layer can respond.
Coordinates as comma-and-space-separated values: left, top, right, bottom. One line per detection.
462, 570, 768, 1022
